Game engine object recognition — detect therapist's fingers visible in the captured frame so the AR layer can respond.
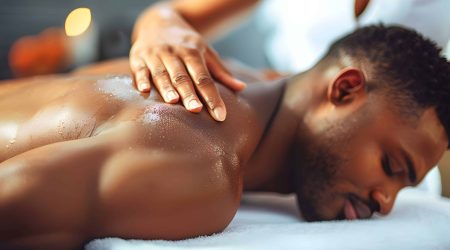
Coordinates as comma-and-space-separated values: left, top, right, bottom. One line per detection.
159, 52, 203, 113
130, 56, 151, 92
206, 48, 247, 91
181, 48, 226, 121
141, 54, 179, 103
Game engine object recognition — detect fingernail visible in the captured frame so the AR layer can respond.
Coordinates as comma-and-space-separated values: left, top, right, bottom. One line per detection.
213, 106, 226, 121
139, 82, 149, 91
236, 79, 247, 88
166, 90, 178, 102
188, 99, 202, 110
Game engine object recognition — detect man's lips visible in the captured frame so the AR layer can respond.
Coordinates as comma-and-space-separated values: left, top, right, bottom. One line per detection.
344, 199, 358, 220
344, 195, 377, 220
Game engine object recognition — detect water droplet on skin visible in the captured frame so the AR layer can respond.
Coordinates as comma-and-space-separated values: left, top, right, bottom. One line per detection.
9, 139, 15, 144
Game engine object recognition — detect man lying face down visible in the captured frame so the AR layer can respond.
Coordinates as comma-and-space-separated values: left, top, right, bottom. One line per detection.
0, 25, 449, 249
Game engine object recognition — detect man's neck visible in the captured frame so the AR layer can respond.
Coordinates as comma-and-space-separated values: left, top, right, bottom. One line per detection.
237, 74, 298, 193
240, 70, 325, 193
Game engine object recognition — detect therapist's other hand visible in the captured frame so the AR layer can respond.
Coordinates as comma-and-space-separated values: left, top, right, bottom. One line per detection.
130, 8, 246, 122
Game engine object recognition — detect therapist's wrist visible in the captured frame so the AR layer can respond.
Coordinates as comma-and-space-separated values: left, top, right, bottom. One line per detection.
132, 3, 186, 43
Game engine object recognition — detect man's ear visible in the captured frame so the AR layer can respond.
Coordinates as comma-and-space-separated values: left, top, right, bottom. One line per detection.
328, 67, 366, 105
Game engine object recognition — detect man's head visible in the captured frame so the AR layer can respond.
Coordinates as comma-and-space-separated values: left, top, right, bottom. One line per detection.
291, 25, 450, 221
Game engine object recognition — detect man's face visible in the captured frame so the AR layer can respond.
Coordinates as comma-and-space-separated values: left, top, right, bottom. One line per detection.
294, 101, 448, 222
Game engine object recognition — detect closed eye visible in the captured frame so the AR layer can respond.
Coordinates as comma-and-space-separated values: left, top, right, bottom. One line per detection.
381, 155, 393, 177
403, 152, 417, 185
382, 153, 417, 185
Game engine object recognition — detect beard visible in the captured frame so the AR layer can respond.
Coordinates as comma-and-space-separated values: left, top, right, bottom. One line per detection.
293, 120, 352, 221
293, 142, 341, 221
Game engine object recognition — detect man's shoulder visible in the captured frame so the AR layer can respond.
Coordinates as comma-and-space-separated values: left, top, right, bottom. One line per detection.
98, 105, 243, 201
96, 145, 241, 239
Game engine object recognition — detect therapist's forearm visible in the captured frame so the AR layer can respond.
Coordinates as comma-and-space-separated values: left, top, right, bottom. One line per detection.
133, 0, 259, 41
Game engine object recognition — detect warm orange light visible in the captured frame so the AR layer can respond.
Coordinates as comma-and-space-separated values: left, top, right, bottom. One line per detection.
65, 8, 92, 37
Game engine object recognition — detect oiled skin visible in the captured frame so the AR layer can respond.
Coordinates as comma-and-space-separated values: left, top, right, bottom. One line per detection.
0, 62, 266, 249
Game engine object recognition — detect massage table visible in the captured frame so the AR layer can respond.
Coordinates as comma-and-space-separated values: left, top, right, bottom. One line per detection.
86, 167, 450, 250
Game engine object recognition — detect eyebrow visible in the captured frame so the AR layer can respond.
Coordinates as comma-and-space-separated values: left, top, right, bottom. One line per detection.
401, 149, 417, 185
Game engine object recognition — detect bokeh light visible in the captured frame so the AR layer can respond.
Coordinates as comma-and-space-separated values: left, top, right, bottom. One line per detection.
65, 7, 92, 37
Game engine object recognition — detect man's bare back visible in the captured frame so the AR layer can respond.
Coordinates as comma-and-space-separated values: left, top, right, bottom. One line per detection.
0, 62, 270, 249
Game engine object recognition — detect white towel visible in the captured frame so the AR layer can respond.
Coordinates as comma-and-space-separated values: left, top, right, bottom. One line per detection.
85, 188, 450, 250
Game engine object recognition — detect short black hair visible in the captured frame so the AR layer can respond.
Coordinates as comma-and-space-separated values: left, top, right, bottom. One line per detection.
324, 25, 450, 147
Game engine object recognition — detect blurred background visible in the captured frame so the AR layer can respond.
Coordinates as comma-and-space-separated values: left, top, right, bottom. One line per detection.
0, 0, 449, 196
0, 0, 269, 79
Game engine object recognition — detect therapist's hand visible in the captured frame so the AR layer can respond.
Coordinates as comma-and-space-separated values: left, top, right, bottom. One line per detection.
130, 6, 246, 122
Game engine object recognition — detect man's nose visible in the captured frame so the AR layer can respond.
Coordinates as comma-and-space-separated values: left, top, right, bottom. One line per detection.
370, 189, 397, 215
